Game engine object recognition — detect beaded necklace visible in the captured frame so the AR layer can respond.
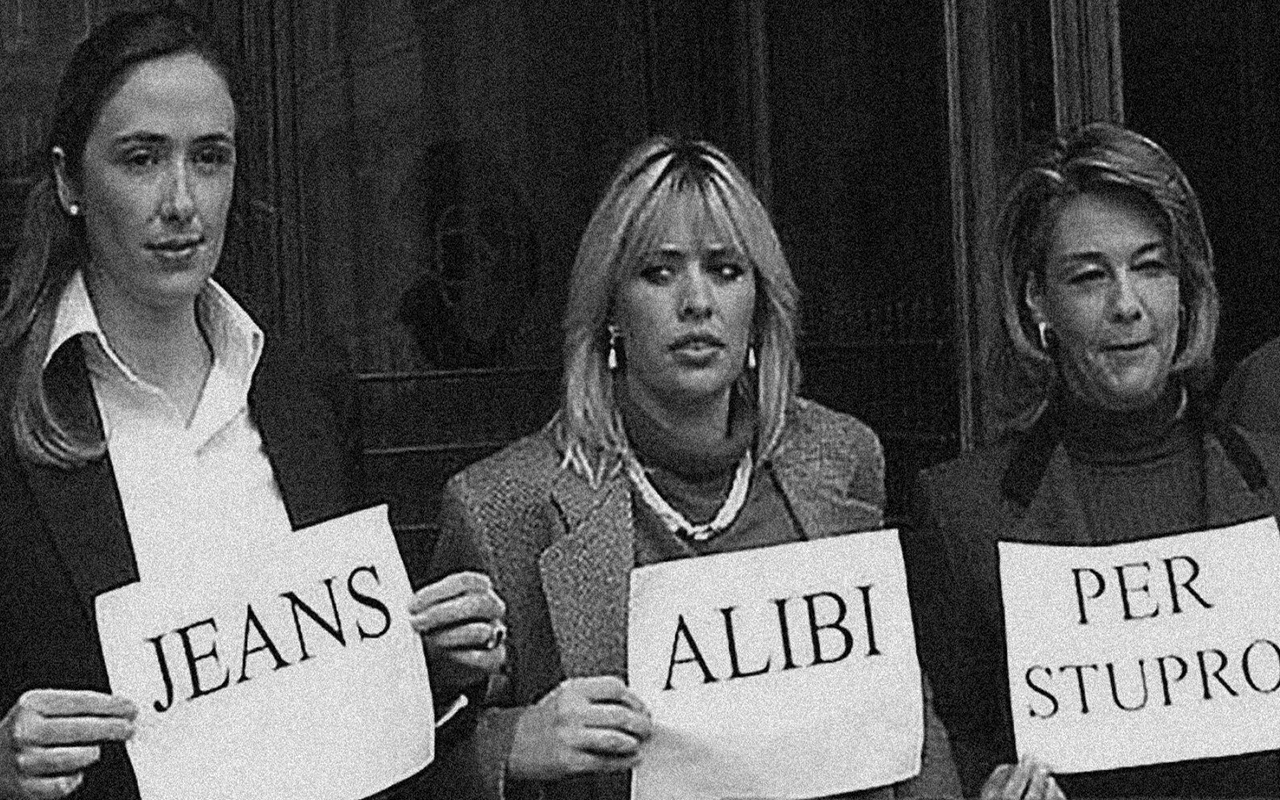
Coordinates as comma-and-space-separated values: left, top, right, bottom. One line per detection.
623, 449, 753, 542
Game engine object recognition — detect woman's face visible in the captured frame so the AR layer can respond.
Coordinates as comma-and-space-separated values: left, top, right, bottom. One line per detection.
1029, 190, 1180, 410
615, 194, 757, 413
63, 52, 236, 311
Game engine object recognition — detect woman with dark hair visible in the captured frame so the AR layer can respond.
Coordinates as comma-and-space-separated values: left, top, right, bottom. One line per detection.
427, 135, 960, 799
907, 122, 1280, 798
0, 7, 503, 799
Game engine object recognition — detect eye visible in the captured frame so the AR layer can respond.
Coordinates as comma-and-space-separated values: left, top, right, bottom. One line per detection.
1133, 257, 1173, 275
193, 143, 235, 171
1065, 266, 1107, 286
121, 147, 160, 169
638, 262, 675, 285
710, 259, 747, 281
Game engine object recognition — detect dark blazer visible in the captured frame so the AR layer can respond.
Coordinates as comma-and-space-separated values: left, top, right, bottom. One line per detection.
428, 398, 961, 800
906, 415, 1280, 797
0, 334, 384, 800
1219, 334, 1280, 432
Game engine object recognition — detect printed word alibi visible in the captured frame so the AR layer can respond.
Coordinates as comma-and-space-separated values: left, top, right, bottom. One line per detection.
663, 586, 881, 691
147, 565, 392, 713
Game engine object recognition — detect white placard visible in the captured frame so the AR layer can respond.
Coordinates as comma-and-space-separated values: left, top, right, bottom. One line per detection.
1000, 516, 1280, 773
96, 505, 433, 800
627, 530, 923, 800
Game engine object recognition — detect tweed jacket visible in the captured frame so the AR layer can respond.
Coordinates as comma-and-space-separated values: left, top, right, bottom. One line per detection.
427, 397, 961, 800
906, 415, 1280, 797
0, 333, 403, 800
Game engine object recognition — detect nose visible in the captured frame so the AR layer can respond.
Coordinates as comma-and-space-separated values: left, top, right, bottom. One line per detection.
678, 267, 714, 320
160, 161, 197, 224
1108, 270, 1144, 323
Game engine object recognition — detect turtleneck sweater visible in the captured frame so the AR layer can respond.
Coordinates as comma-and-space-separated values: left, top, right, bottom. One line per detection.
618, 387, 802, 566
1053, 385, 1206, 545
1037, 386, 1278, 798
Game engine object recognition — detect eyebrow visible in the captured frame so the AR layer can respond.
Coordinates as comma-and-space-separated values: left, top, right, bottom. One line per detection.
1055, 241, 1166, 265
653, 243, 736, 256
112, 131, 235, 147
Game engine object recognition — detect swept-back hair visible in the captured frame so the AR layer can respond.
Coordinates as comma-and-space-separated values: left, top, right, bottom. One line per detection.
553, 136, 801, 487
991, 121, 1216, 428
0, 5, 233, 467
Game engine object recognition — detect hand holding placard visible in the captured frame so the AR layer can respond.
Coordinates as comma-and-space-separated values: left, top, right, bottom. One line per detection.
0, 690, 136, 800
408, 571, 507, 689
979, 755, 1065, 800
508, 676, 653, 781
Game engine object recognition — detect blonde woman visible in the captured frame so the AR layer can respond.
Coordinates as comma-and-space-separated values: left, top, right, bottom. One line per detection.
428, 136, 959, 799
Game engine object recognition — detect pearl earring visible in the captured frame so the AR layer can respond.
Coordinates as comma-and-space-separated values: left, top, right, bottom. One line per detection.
67, 202, 80, 216
607, 326, 620, 370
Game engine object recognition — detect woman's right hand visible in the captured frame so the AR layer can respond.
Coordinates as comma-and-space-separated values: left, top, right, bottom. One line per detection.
507, 676, 652, 782
981, 754, 1066, 800
0, 690, 136, 799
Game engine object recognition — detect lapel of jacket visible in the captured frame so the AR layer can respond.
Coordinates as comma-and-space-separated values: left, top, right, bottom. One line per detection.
769, 425, 823, 541
769, 428, 884, 538
22, 345, 137, 613
1203, 432, 1274, 527
1006, 444, 1093, 545
538, 468, 634, 679
248, 341, 349, 528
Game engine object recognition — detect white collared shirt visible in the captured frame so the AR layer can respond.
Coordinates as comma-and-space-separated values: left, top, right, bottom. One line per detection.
46, 275, 469, 727
46, 271, 293, 582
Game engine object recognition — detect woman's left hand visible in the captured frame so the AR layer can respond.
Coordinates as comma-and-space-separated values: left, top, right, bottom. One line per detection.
408, 571, 507, 688
981, 754, 1066, 800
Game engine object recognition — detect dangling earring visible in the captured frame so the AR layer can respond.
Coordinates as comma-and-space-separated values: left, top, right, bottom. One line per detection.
747, 344, 757, 370
607, 325, 620, 370
1037, 321, 1052, 352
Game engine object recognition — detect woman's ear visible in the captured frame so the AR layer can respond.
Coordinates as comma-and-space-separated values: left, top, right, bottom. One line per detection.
1024, 272, 1048, 326
51, 147, 80, 215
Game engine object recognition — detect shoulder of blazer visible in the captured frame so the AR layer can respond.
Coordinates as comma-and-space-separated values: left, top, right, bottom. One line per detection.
442, 428, 567, 541
916, 435, 1022, 529
773, 397, 885, 506
1218, 334, 1280, 429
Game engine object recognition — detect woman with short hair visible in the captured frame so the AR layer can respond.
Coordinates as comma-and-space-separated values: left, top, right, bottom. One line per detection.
907, 122, 1280, 798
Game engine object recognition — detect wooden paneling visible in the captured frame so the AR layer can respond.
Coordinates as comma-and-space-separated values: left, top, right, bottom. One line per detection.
767, 1, 959, 495
1051, 0, 1124, 127
359, 367, 560, 557
945, 0, 1057, 442
1121, 0, 1280, 376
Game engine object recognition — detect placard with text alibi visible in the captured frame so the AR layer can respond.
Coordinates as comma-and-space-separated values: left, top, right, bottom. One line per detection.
95, 505, 434, 800
627, 529, 923, 800
1000, 516, 1280, 773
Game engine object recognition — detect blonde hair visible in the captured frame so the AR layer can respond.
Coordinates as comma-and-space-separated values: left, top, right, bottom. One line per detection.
552, 136, 800, 486
991, 122, 1217, 429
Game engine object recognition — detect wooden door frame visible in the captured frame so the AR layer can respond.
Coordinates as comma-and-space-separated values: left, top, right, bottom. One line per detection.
944, 0, 1123, 448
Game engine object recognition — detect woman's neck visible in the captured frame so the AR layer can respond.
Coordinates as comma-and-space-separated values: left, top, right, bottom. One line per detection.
84, 269, 212, 420
624, 380, 732, 453
1053, 381, 1192, 465
620, 376, 753, 482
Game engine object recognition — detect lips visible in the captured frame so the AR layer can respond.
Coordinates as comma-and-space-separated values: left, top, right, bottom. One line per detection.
147, 236, 206, 258
1102, 339, 1152, 352
669, 332, 724, 352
